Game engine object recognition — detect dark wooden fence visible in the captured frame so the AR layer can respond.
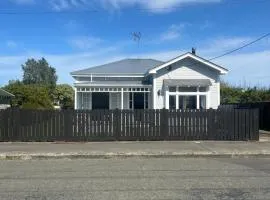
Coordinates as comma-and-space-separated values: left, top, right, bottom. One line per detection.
0, 108, 259, 142
220, 102, 270, 131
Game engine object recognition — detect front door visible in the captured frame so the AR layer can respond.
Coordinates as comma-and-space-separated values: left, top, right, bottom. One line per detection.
92, 93, 109, 109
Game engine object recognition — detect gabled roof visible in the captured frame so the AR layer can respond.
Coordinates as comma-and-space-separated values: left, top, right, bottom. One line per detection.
148, 52, 228, 75
0, 88, 14, 97
71, 59, 164, 75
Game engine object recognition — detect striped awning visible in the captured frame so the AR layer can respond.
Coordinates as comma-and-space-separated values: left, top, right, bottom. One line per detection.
163, 79, 212, 87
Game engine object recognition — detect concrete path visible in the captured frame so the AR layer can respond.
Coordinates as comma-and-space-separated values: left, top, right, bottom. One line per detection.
1, 140, 270, 159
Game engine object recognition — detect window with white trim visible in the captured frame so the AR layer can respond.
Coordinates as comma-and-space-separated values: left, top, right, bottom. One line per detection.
168, 86, 208, 109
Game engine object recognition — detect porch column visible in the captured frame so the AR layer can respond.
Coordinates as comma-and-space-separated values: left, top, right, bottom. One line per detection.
74, 87, 77, 110
165, 90, 169, 109
121, 88, 124, 109
196, 87, 200, 109
152, 74, 156, 109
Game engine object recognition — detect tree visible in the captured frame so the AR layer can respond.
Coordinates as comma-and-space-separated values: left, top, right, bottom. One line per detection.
53, 84, 74, 109
3, 81, 53, 109
221, 82, 270, 104
22, 58, 57, 87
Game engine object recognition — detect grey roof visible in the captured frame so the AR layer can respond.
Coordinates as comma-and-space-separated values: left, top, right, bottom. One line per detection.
71, 59, 164, 75
164, 79, 212, 87
0, 88, 14, 97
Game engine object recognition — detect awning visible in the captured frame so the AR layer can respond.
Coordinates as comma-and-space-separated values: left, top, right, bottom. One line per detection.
163, 79, 212, 87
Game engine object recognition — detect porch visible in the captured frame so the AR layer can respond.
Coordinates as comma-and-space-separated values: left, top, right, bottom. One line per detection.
75, 86, 152, 110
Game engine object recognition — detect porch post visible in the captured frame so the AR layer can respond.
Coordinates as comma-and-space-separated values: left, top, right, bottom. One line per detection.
152, 74, 156, 109
165, 90, 169, 109
196, 87, 200, 109
121, 88, 124, 109
74, 87, 77, 110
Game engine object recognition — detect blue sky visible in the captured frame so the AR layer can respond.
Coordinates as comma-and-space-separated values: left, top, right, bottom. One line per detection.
0, 0, 270, 87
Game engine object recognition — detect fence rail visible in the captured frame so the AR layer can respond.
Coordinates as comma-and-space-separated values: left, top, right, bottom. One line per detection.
0, 108, 259, 141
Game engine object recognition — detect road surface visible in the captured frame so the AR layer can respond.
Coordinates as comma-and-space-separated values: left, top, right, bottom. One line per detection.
0, 158, 270, 199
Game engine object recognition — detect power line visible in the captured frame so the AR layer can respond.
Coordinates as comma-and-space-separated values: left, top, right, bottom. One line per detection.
209, 32, 270, 60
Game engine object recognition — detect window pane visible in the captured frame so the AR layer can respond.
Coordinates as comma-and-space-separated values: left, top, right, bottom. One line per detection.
179, 96, 184, 109
169, 95, 176, 109
186, 96, 197, 109
199, 87, 207, 92
200, 95, 206, 109
179, 96, 196, 109
178, 87, 197, 92
169, 87, 176, 92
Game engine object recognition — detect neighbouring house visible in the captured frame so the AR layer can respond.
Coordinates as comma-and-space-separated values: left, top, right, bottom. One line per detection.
0, 88, 14, 109
71, 51, 228, 110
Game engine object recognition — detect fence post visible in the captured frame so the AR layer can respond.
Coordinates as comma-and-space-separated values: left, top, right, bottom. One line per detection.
160, 109, 169, 140
64, 110, 73, 141
14, 108, 21, 141
253, 108, 260, 141
207, 109, 214, 140
113, 109, 120, 140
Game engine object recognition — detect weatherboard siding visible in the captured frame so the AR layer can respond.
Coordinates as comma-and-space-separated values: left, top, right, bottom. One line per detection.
154, 58, 221, 109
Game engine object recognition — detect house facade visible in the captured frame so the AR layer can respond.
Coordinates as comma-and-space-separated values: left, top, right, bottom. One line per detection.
0, 88, 14, 109
71, 52, 228, 110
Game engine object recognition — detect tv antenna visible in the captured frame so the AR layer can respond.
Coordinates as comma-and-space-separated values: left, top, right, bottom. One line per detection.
131, 32, 141, 46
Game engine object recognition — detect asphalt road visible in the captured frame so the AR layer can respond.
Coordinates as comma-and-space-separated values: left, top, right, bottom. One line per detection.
0, 158, 270, 200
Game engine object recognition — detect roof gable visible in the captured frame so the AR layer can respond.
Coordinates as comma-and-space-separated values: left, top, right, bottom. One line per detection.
148, 52, 228, 75
0, 88, 14, 97
71, 59, 164, 75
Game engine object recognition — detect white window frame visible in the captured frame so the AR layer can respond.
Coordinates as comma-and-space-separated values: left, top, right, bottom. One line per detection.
166, 86, 209, 109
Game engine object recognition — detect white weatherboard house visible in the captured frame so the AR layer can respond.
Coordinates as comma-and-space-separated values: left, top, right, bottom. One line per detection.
71, 51, 228, 110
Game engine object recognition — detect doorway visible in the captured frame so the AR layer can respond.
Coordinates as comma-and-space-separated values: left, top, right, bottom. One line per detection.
133, 93, 145, 109
92, 93, 109, 109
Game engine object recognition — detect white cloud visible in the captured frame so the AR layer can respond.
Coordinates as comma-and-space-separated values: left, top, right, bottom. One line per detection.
49, 0, 90, 11
197, 37, 255, 56
211, 37, 253, 50
50, 0, 70, 11
69, 36, 103, 50
6, 40, 17, 48
200, 20, 212, 30
48, 0, 221, 12
215, 51, 270, 87
99, 0, 221, 13
9, 0, 35, 5
160, 24, 187, 41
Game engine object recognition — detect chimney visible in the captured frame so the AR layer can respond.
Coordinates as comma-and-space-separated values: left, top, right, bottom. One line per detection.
191, 47, 196, 55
